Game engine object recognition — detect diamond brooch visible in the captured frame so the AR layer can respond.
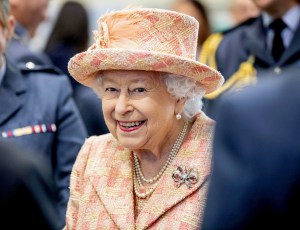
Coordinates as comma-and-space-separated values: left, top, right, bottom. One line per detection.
172, 165, 198, 189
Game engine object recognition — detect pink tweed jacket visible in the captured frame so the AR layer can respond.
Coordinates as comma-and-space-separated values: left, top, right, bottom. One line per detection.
64, 112, 214, 230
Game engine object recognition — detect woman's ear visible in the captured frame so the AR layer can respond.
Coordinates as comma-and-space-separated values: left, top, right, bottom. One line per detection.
174, 98, 187, 115
6, 15, 15, 40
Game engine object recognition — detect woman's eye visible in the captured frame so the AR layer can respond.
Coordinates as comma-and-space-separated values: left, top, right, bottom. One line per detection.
105, 87, 118, 93
133, 88, 146, 93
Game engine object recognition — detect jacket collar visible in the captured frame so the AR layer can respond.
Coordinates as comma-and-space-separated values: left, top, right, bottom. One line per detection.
244, 17, 274, 66
0, 59, 26, 125
136, 113, 212, 229
280, 20, 300, 65
89, 113, 213, 229
244, 15, 300, 66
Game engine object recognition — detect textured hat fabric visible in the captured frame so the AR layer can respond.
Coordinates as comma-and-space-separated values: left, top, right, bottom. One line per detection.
68, 8, 224, 94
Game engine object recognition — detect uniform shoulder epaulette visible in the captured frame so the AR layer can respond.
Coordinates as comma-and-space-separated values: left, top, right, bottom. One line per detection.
205, 55, 257, 99
200, 17, 259, 99
199, 33, 223, 69
19, 61, 64, 75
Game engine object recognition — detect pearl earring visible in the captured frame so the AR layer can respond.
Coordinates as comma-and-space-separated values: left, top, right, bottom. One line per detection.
176, 113, 182, 120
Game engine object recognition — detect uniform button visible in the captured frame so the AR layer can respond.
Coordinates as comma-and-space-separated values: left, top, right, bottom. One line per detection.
25, 62, 35, 69
274, 67, 281, 75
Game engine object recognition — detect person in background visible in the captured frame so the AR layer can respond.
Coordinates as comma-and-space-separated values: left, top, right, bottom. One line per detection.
200, 0, 300, 119
64, 8, 223, 229
44, 1, 89, 89
44, 1, 108, 136
5, 0, 52, 65
202, 73, 300, 229
0, 0, 87, 227
0, 142, 60, 230
229, 0, 260, 25
171, 0, 211, 56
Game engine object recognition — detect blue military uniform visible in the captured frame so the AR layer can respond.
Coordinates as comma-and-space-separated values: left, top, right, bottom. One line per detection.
202, 74, 300, 229
200, 6, 300, 118
0, 58, 87, 228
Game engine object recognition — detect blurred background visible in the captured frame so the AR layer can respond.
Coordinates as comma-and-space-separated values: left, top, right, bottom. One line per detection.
32, 0, 238, 51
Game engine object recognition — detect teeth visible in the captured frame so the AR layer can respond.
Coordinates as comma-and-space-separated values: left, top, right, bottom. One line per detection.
120, 121, 143, 128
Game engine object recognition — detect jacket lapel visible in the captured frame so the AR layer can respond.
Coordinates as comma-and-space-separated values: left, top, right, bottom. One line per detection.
0, 60, 26, 126
244, 17, 274, 66
280, 18, 300, 65
136, 113, 213, 229
88, 139, 135, 230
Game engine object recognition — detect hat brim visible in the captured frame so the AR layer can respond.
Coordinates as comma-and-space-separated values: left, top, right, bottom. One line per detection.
68, 48, 224, 94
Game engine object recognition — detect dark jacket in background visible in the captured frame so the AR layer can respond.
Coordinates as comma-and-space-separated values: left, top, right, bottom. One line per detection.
202, 74, 300, 229
201, 14, 300, 118
0, 142, 60, 230
216, 16, 300, 79
0, 59, 87, 227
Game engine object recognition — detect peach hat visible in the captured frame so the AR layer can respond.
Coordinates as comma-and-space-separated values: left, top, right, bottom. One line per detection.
68, 8, 224, 94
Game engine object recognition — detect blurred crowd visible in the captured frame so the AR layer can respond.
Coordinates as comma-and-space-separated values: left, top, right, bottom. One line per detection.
1, 0, 299, 229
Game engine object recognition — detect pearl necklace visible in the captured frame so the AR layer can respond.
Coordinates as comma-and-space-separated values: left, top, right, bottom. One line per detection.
133, 122, 188, 199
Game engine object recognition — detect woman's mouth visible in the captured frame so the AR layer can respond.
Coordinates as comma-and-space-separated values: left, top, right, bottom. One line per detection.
118, 121, 145, 132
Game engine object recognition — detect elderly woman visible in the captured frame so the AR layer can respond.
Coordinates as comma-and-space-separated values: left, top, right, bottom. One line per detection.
65, 8, 223, 229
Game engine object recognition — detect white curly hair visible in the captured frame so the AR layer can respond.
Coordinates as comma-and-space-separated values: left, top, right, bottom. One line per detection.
161, 72, 205, 121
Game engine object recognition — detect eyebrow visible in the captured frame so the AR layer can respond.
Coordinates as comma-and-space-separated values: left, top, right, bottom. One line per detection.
102, 77, 152, 84
130, 79, 150, 84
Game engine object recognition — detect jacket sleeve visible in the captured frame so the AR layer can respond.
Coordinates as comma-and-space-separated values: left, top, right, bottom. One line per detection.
64, 137, 96, 230
54, 76, 87, 224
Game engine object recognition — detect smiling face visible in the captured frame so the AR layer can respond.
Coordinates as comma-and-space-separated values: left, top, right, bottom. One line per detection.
101, 70, 184, 152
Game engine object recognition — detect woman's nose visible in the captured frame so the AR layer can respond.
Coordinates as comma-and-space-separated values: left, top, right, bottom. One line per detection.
115, 94, 133, 115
